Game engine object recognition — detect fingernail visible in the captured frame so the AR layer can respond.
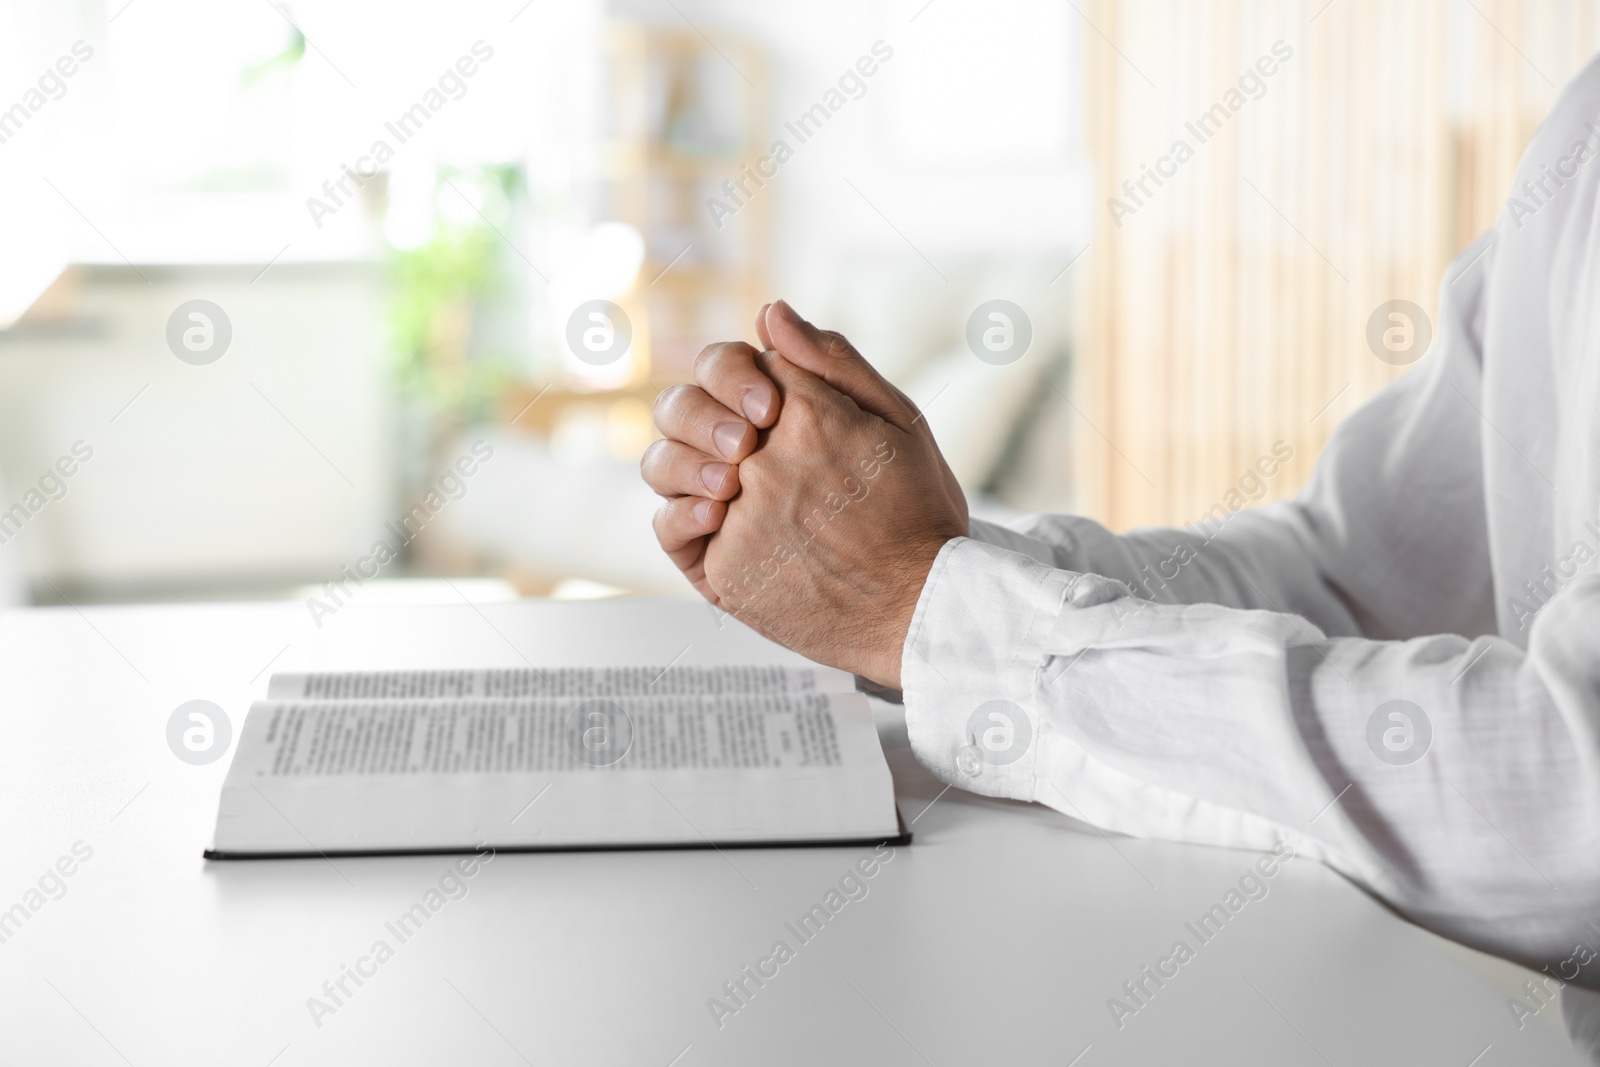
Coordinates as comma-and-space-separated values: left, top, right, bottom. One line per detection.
714, 422, 746, 458
742, 388, 771, 423
693, 499, 713, 524
773, 299, 802, 325
701, 462, 732, 494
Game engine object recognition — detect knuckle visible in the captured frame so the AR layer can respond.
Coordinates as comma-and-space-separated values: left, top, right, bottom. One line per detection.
652, 384, 681, 421
778, 391, 827, 441
781, 391, 819, 425
693, 341, 751, 384
670, 495, 698, 529
639, 439, 672, 478
657, 498, 703, 547
652, 384, 697, 429
754, 348, 784, 375
691, 344, 723, 379
818, 330, 855, 358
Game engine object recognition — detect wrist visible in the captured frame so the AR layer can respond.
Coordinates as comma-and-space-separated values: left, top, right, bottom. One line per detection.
866, 535, 950, 690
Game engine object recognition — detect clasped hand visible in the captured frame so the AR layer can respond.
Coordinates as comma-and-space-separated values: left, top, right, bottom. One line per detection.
641, 300, 969, 688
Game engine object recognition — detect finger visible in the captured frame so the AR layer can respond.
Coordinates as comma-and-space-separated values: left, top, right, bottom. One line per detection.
754, 303, 774, 350
761, 300, 916, 429
652, 384, 758, 461
692, 341, 778, 428
652, 496, 726, 564
640, 439, 740, 501
752, 347, 876, 434
657, 521, 717, 606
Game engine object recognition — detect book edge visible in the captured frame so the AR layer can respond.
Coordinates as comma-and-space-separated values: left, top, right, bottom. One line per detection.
203, 806, 912, 860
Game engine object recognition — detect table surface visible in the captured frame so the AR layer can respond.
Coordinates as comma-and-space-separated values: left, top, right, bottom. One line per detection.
0, 595, 1584, 1066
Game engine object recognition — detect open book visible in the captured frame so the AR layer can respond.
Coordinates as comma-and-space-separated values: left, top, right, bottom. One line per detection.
205, 664, 908, 858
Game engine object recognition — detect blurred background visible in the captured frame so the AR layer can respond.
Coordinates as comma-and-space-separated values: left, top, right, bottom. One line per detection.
0, 0, 1595, 610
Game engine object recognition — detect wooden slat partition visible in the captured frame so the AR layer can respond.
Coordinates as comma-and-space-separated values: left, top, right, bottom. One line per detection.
1076, 0, 1600, 531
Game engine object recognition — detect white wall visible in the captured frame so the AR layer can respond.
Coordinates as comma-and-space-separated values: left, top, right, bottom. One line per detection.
0, 263, 392, 596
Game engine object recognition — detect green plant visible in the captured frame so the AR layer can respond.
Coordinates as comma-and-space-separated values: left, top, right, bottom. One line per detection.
387, 165, 525, 425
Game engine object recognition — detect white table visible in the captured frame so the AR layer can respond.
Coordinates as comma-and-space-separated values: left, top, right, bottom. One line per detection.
0, 596, 1584, 1065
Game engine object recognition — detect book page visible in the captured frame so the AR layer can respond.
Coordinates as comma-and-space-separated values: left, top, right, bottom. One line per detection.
266, 664, 856, 701
233, 693, 856, 777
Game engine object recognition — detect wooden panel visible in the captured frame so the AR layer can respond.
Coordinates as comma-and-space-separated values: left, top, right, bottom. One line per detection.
1076, 0, 1600, 531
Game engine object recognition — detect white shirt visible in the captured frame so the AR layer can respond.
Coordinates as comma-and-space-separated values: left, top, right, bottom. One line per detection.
901, 53, 1600, 1009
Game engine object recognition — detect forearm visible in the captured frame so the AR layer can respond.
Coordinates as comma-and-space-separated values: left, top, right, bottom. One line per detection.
902, 537, 1600, 981
965, 230, 1500, 646
968, 505, 1366, 637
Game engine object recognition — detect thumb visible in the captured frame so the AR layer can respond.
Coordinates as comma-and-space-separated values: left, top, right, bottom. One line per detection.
761, 300, 917, 430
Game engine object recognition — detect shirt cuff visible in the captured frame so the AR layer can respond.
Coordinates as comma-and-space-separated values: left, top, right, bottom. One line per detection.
965, 515, 1072, 567
899, 536, 1111, 801
898, 536, 1308, 856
